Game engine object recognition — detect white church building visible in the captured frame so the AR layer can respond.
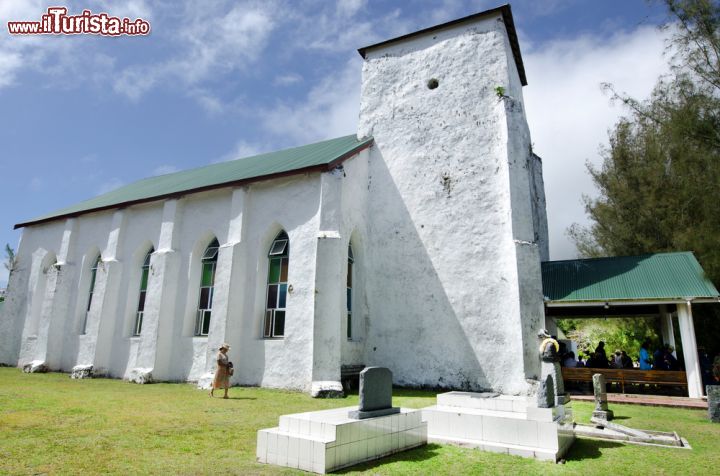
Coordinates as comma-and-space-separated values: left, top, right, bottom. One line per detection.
0, 5, 549, 397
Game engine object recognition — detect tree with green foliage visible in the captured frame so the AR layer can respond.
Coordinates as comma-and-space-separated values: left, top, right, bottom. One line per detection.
570, 0, 720, 281
558, 317, 663, 364
4, 244, 15, 273
568, 0, 720, 358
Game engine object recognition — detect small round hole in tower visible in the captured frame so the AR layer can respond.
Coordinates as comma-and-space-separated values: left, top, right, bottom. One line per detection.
427, 78, 439, 90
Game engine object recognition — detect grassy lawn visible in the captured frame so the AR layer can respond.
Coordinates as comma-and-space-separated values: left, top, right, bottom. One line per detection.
1, 368, 718, 475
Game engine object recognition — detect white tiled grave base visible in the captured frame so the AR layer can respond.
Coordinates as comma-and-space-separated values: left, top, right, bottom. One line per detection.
257, 406, 427, 473
423, 391, 575, 462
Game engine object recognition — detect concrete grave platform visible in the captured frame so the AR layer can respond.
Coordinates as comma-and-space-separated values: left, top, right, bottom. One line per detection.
257, 406, 427, 473
422, 391, 574, 462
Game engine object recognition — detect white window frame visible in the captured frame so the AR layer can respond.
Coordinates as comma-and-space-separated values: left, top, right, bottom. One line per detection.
195, 239, 219, 336
133, 248, 153, 336
81, 255, 101, 335
264, 232, 289, 338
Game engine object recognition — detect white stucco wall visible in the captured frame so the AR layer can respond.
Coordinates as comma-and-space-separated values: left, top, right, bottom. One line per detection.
1, 171, 340, 392
357, 12, 545, 394
2, 10, 549, 397
529, 154, 550, 262
339, 150, 370, 366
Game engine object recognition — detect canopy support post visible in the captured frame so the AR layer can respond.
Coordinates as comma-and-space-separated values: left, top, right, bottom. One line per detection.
677, 302, 703, 398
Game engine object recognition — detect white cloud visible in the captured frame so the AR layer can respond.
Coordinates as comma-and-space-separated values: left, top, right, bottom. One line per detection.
188, 88, 226, 114
336, 0, 366, 17
520, 0, 575, 18
113, 66, 158, 100
428, 0, 466, 24
260, 58, 361, 144
28, 177, 44, 191
286, 3, 411, 53
153, 165, 178, 176
113, 2, 275, 105
274, 73, 303, 86
0, 50, 23, 88
0, 0, 59, 89
97, 178, 125, 194
90, 0, 153, 21
523, 25, 671, 260
0, 0, 45, 21
215, 140, 269, 163
0, 1, 121, 91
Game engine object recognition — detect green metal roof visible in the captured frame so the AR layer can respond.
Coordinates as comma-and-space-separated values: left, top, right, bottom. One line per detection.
16, 135, 373, 229
542, 252, 720, 303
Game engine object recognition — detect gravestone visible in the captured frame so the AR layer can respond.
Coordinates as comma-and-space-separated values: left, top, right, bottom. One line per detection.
71, 364, 94, 379
537, 374, 555, 408
22, 360, 48, 373
707, 385, 720, 423
348, 367, 400, 419
591, 373, 614, 422
129, 368, 153, 384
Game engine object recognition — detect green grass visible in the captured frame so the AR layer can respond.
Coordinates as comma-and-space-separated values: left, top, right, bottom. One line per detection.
0, 368, 718, 475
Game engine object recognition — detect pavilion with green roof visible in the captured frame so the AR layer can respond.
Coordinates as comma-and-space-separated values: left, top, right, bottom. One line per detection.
541, 251, 719, 398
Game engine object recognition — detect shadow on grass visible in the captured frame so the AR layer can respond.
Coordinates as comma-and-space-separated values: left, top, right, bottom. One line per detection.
564, 439, 625, 461
612, 415, 630, 420
333, 443, 442, 473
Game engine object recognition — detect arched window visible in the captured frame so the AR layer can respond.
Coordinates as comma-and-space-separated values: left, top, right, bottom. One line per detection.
264, 231, 288, 338
133, 248, 153, 336
82, 254, 101, 334
347, 243, 354, 340
195, 238, 219, 336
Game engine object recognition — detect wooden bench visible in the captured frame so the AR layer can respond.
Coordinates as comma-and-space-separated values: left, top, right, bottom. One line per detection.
340, 364, 366, 391
561, 367, 688, 395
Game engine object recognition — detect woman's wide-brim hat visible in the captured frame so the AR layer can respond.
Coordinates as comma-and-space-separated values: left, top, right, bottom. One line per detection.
220, 343, 231, 350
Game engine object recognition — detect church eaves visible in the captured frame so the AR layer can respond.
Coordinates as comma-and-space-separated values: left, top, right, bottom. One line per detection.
16, 134, 373, 229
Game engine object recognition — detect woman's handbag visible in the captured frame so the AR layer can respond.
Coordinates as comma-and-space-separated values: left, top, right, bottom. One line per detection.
227, 361, 234, 376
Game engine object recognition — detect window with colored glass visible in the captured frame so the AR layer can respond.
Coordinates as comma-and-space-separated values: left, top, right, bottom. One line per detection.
195, 238, 219, 336
133, 248, 153, 336
264, 232, 289, 338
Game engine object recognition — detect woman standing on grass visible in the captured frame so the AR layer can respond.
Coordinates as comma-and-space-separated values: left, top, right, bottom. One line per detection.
210, 343, 231, 399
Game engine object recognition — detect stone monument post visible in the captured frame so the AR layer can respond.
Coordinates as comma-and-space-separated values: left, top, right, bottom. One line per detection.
592, 373, 614, 422
707, 385, 720, 423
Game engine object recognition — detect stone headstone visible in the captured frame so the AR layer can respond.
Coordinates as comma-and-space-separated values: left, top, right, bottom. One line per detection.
22, 360, 48, 373
592, 373, 613, 422
71, 364, 94, 379
311, 381, 344, 398
537, 374, 555, 408
707, 385, 720, 423
129, 368, 153, 384
348, 367, 400, 419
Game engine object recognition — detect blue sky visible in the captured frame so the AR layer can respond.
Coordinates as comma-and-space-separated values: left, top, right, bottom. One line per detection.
0, 0, 672, 287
